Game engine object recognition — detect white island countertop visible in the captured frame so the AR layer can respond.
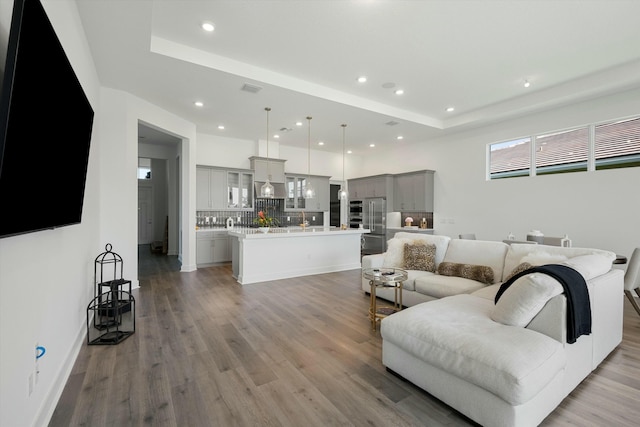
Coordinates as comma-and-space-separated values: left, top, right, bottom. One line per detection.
228, 227, 369, 284
228, 226, 370, 239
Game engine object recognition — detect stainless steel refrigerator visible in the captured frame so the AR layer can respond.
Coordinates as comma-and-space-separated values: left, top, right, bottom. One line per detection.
361, 197, 386, 255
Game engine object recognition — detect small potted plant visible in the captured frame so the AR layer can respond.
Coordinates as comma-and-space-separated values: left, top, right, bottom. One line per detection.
254, 210, 278, 233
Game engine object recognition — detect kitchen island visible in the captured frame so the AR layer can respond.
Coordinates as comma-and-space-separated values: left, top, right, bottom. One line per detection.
228, 227, 370, 285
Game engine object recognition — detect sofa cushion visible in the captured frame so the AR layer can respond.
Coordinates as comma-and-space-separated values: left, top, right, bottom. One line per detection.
491, 273, 564, 327
415, 274, 487, 299
403, 243, 436, 272
402, 270, 436, 292
442, 240, 508, 284
437, 262, 494, 285
562, 254, 612, 280
392, 232, 451, 266
381, 294, 566, 405
502, 244, 616, 282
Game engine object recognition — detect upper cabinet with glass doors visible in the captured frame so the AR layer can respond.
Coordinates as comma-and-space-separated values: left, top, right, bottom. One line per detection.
226, 170, 254, 210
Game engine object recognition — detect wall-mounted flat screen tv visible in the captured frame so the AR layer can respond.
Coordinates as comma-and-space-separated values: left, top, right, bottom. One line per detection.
0, 0, 94, 238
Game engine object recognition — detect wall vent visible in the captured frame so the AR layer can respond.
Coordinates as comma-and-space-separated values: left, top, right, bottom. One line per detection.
241, 83, 263, 93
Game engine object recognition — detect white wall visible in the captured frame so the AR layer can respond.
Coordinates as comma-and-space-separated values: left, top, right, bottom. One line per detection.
359, 88, 640, 258
195, 132, 364, 182
99, 88, 198, 274
0, 1, 101, 426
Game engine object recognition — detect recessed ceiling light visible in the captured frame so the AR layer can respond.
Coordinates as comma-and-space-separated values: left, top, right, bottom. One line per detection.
357, 76, 367, 83
318, 141, 324, 146
446, 106, 455, 112
524, 80, 531, 88
396, 136, 403, 140
201, 22, 215, 32
369, 143, 375, 148
394, 89, 404, 95
194, 101, 204, 107
347, 150, 353, 154
273, 134, 280, 139
295, 121, 303, 126
217, 125, 224, 130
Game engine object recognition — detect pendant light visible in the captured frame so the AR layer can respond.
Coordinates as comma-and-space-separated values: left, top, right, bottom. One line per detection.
338, 123, 348, 200
260, 107, 275, 198
303, 116, 315, 199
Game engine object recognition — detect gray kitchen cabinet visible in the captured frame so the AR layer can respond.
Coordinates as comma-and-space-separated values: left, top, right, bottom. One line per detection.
307, 175, 330, 211
250, 156, 285, 183
196, 166, 226, 210
196, 230, 231, 266
284, 174, 330, 211
226, 170, 254, 210
393, 170, 434, 211
348, 174, 394, 199
284, 175, 307, 211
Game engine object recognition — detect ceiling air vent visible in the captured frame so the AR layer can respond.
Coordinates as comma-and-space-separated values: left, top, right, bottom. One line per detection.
385, 120, 399, 126
241, 83, 263, 93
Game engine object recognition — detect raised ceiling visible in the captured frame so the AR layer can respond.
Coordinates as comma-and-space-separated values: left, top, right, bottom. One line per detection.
76, 0, 640, 154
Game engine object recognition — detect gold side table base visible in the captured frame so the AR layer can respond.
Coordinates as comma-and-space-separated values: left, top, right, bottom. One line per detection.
363, 268, 407, 331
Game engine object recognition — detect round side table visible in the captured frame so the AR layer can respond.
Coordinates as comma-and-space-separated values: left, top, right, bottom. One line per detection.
362, 267, 408, 331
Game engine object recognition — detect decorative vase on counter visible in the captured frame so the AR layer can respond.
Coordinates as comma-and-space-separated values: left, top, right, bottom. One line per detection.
258, 227, 270, 233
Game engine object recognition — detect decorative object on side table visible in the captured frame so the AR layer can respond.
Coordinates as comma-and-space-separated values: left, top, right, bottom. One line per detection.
404, 217, 413, 227
254, 210, 278, 232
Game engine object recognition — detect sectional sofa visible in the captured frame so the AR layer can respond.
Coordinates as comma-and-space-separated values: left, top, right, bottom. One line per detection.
361, 232, 624, 427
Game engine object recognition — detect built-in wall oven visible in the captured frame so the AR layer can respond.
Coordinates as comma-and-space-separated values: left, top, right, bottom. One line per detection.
349, 200, 363, 229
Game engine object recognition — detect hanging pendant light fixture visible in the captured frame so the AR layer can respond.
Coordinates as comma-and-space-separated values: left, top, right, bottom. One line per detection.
303, 116, 315, 199
338, 123, 348, 200
260, 107, 275, 198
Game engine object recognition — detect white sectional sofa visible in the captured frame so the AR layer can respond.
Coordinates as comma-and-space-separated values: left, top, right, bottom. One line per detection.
361, 233, 624, 427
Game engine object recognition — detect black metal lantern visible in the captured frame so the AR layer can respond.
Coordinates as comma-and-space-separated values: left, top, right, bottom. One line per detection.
87, 243, 135, 345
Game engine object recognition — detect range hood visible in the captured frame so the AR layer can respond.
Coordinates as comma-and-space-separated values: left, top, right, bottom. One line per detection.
254, 181, 286, 199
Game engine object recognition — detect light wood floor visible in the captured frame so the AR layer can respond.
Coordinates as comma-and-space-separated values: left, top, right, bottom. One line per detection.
49, 249, 640, 426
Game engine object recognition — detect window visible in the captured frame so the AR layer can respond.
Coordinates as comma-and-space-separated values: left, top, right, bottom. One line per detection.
488, 115, 640, 180
535, 127, 588, 175
595, 117, 640, 170
138, 157, 151, 179
489, 137, 531, 179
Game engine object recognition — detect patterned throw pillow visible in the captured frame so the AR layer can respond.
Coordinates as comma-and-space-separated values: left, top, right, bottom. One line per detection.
437, 262, 494, 285
503, 262, 534, 282
403, 243, 436, 272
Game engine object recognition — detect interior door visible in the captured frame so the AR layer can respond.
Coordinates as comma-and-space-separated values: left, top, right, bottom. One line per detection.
138, 186, 153, 244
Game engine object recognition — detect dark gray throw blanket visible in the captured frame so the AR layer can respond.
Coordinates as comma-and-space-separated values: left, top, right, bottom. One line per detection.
495, 264, 591, 344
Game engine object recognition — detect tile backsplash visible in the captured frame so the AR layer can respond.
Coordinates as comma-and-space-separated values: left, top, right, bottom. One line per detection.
197, 199, 323, 228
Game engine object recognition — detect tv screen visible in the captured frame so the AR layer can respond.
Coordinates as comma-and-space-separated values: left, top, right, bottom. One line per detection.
0, 0, 94, 238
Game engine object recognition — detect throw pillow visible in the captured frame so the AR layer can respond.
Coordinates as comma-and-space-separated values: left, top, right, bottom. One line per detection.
491, 273, 564, 327
437, 262, 494, 285
503, 262, 534, 282
383, 238, 413, 268
562, 254, 611, 280
520, 251, 568, 266
403, 243, 436, 272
